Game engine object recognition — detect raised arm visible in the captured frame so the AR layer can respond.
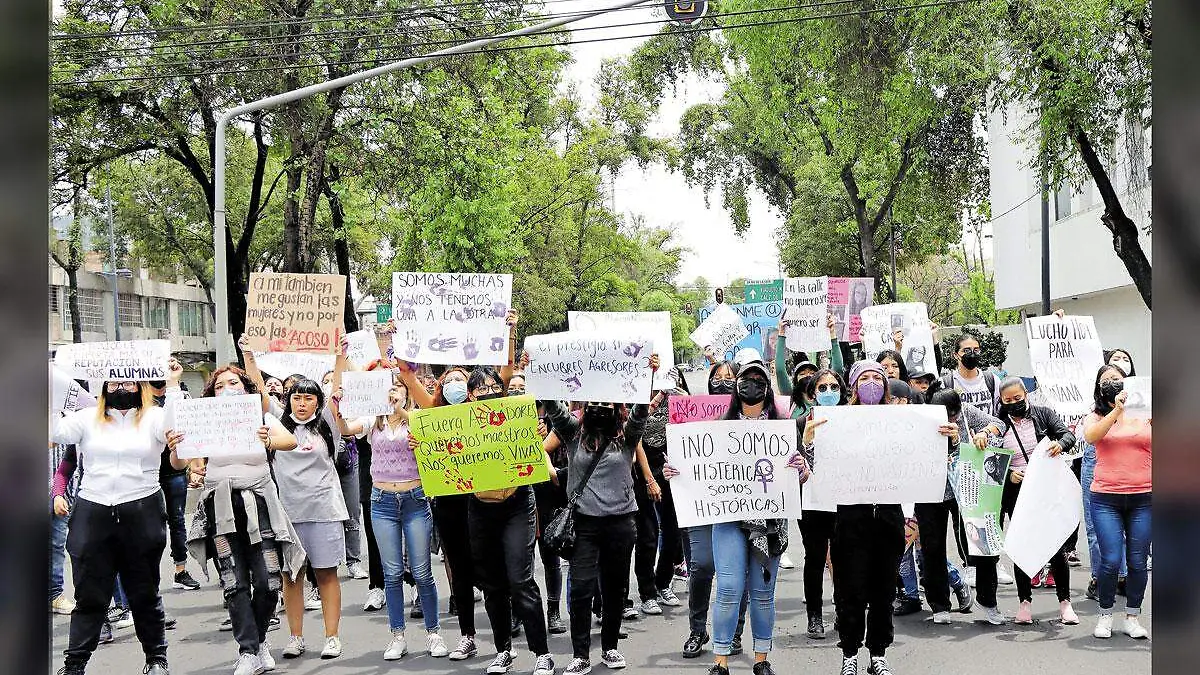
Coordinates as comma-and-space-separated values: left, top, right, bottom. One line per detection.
543, 400, 581, 446
238, 335, 272, 414
499, 310, 519, 388
774, 331, 793, 395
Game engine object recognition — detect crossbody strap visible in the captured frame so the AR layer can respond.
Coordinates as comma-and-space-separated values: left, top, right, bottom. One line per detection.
566, 443, 609, 507
1007, 416, 1031, 464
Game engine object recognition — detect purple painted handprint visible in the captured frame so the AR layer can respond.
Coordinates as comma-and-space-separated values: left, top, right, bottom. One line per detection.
463, 338, 479, 361
405, 331, 421, 359
622, 342, 645, 358
490, 302, 508, 318
563, 375, 582, 393
489, 336, 506, 352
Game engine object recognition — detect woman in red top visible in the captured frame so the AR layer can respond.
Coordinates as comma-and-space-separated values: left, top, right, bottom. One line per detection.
1083, 364, 1151, 641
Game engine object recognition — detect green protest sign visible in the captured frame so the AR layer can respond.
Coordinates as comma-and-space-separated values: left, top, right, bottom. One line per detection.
952, 442, 1014, 557
744, 278, 783, 303
408, 395, 549, 497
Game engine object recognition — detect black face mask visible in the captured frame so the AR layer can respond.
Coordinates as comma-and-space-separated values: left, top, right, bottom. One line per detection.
106, 389, 142, 411
147, 380, 166, 389
475, 392, 504, 402
583, 406, 617, 434
1000, 399, 1029, 418
737, 378, 768, 405
710, 380, 735, 395
960, 353, 981, 370
1100, 380, 1124, 402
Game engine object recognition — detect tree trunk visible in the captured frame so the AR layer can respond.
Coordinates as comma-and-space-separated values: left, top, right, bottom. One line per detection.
65, 267, 82, 344
282, 162, 304, 272
324, 173, 359, 334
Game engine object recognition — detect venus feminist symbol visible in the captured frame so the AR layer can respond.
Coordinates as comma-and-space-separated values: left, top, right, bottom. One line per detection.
752, 458, 775, 494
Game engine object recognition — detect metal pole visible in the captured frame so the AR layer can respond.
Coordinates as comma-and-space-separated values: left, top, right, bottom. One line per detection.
107, 185, 121, 341
213, 0, 656, 363
1040, 172, 1051, 315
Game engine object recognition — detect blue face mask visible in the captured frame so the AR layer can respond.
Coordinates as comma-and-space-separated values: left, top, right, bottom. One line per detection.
443, 380, 468, 404
815, 390, 841, 407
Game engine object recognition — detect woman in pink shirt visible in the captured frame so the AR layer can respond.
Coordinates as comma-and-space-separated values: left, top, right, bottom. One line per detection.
1083, 364, 1151, 641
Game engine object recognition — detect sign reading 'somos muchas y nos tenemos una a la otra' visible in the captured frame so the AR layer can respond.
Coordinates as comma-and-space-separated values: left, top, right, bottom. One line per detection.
666, 419, 803, 527
407, 395, 549, 497
568, 311, 676, 390
244, 273, 346, 354
391, 272, 513, 366
523, 331, 656, 404
783, 276, 830, 353
1025, 315, 1104, 418
173, 394, 263, 460
338, 370, 393, 418
54, 339, 171, 381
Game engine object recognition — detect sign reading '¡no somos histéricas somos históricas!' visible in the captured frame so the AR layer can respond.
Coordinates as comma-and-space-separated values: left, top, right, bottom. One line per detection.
391, 273, 513, 366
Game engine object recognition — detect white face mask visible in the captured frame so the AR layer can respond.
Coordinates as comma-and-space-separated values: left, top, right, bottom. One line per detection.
218, 385, 244, 397
1111, 358, 1131, 376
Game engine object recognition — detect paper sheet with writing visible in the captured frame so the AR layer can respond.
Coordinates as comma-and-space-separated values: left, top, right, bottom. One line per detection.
338, 371, 393, 418
783, 277, 830, 353
666, 420, 803, 527
174, 395, 263, 459
253, 351, 335, 385
1025, 315, 1105, 418
805, 404, 948, 506
524, 332, 655, 404
691, 303, 751, 359
1122, 376, 1151, 419
667, 394, 793, 424
408, 395, 549, 497
859, 302, 936, 377
569, 311, 676, 390
50, 362, 97, 414
953, 442, 1014, 557
244, 273, 346, 353
343, 330, 383, 369
54, 339, 171, 381
1002, 438, 1083, 577
391, 272, 513, 365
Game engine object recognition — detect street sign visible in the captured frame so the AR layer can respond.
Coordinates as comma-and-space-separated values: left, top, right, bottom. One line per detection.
744, 278, 783, 303
664, 0, 707, 27
376, 303, 392, 322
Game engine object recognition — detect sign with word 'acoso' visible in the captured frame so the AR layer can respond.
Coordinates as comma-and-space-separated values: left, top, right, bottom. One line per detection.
244, 273, 346, 354
391, 273, 513, 366
408, 395, 548, 497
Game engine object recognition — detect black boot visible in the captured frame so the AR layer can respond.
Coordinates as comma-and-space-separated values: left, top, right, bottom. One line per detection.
547, 607, 567, 634
807, 613, 826, 639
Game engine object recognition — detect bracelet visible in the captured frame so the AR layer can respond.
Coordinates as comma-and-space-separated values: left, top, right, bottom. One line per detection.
265, 436, 273, 451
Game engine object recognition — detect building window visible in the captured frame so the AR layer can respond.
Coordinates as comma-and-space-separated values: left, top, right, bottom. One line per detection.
1054, 186, 1072, 221
64, 288, 106, 333
178, 301, 208, 337
145, 297, 169, 329
49, 287, 60, 314
118, 294, 143, 327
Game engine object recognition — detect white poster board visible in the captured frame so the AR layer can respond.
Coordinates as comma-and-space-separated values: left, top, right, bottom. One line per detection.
859, 302, 936, 377
50, 362, 97, 414
1025, 315, 1105, 418
689, 303, 750, 356
805, 404, 948, 506
343, 330, 383, 369
569, 311, 676, 390
782, 276, 829, 353
253, 351, 335, 385
524, 332, 655, 404
666, 420, 804, 527
173, 395, 263, 459
54, 339, 171, 381
339, 371, 393, 418
391, 272, 513, 365
1002, 438, 1083, 577
1122, 376, 1151, 419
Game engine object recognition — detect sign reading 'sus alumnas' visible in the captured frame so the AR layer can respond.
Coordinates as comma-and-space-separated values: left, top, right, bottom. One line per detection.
391, 273, 513, 366
1025, 315, 1104, 417
54, 339, 171, 381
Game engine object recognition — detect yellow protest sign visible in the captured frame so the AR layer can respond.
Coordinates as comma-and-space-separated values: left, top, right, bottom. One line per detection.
408, 395, 549, 497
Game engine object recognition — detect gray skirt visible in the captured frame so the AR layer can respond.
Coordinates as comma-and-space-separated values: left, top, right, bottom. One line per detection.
293, 521, 346, 570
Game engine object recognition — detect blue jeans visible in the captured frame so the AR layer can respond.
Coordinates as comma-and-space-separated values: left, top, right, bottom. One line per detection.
711, 522, 779, 656
687, 525, 748, 637
161, 473, 189, 565
370, 486, 439, 632
1092, 491, 1151, 614
51, 510, 69, 601
899, 546, 963, 601
1081, 444, 1126, 578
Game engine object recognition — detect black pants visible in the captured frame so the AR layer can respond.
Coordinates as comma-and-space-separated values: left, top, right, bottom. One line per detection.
653, 470, 684, 590
358, 444, 385, 589
64, 492, 168, 669
468, 487, 549, 655
832, 505, 905, 658
1001, 478, 1071, 602
433, 494, 476, 636
915, 499, 999, 611
570, 513, 636, 659
630, 475, 660, 602
533, 481, 565, 609
799, 510, 836, 615
210, 492, 279, 655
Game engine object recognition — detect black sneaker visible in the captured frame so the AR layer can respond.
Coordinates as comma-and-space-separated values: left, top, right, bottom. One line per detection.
953, 585, 975, 613
548, 608, 567, 634
753, 661, 777, 675
143, 661, 170, 675
164, 613, 177, 630
730, 635, 743, 656
682, 631, 709, 658
173, 570, 201, 591
1086, 578, 1099, 601
98, 621, 114, 644
892, 597, 921, 616
1117, 577, 1128, 596
410, 596, 424, 619
866, 656, 894, 675
707, 665, 730, 675
807, 614, 826, 639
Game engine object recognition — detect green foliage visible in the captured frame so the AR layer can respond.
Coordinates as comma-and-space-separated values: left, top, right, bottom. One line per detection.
939, 328, 1010, 371
958, 271, 1020, 327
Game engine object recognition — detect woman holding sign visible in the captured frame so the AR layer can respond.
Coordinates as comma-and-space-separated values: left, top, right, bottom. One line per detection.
52, 366, 186, 675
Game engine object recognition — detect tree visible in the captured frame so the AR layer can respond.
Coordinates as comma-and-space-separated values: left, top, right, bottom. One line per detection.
49, 193, 89, 344
897, 254, 971, 325
939, 328, 1009, 370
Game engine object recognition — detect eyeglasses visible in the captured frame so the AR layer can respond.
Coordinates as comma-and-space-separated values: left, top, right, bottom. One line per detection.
472, 384, 504, 396
106, 381, 138, 392
816, 383, 841, 393
959, 348, 981, 355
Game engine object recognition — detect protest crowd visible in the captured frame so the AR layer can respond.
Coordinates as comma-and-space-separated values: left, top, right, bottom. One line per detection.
48, 273, 1151, 675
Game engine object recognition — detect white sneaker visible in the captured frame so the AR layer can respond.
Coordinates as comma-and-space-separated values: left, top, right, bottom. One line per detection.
51, 594, 76, 615
657, 587, 682, 607
622, 605, 638, 620
931, 611, 952, 625
533, 653, 555, 675
997, 565, 1015, 585
233, 652, 264, 675
984, 606, 1006, 625
383, 631, 408, 660
347, 562, 369, 580
779, 552, 796, 570
640, 599, 662, 615
449, 635, 478, 660
427, 631, 449, 657
1094, 614, 1113, 639
281, 635, 305, 659
474, 588, 484, 601
487, 650, 515, 673
601, 649, 626, 669
363, 588, 386, 612
304, 587, 322, 611
258, 641, 275, 671
564, 657, 593, 675
321, 636, 342, 659
1123, 615, 1148, 639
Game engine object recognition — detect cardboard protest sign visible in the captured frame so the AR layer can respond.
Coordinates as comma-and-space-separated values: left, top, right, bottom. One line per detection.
523, 332, 655, 404
692, 303, 752, 360
666, 420, 803, 527
1003, 438, 1083, 577
408, 395, 549, 497
50, 362, 97, 414
1025, 315, 1105, 418
569, 311, 676, 390
173, 394, 262, 459
54, 339, 171, 381
1122, 376, 1151, 419
828, 277, 874, 343
253, 351, 334, 385
244, 273, 346, 353
783, 276, 829, 353
805, 404, 948, 506
859, 302, 936, 377
953, 442, 1014, 557
338, 371, 393, 418
343, 330, 382, 369
667, 394, 793, 424
391, 272, 513, 366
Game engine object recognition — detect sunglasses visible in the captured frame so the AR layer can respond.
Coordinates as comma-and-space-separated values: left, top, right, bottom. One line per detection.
816, 383, 841, 393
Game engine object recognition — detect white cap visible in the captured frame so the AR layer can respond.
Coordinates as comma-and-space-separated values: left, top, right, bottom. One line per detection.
732, 348, 769, 379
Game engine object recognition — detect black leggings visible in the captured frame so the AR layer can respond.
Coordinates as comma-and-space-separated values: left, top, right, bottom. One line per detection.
799, 510, 836, 614
433, 494, 476, 636
360, 498, 385, 590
